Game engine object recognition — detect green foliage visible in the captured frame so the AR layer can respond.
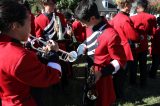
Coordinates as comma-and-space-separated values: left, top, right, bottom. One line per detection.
147, 0, 160, 13
28, 0, 79, 15
56, 0, 79, 12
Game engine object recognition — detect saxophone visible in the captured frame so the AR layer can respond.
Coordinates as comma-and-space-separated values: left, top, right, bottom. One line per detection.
82, 66, 98, 105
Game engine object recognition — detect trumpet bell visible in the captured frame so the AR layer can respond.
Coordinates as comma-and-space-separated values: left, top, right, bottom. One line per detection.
77, 44, 86, 56
68, 51, 78, 62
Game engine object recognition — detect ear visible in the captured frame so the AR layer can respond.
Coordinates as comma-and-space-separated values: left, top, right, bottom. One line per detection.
11, 22, 21, 31
90, 16, 96, 23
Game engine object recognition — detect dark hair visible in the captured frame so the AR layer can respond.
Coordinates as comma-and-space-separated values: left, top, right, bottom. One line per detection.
74, 0, 100, 22
0, 0, 28, 33
137, 0, 148, 10
64, 11, 72, 20
23, 0, 31, 11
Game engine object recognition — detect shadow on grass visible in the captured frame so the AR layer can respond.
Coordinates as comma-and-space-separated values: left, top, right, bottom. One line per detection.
114, 63, 160, 106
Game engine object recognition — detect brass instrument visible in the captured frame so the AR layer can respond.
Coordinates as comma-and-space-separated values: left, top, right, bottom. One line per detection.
29, 35, 77, 62
82, 65, 98, 105
54, 14, 64, 40
66, 24, 77, 43
86, 67, 97, 101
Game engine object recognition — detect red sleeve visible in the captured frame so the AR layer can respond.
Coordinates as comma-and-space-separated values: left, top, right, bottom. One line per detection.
12, 51, 61, 87
148, 16, 157, 35
107, 31, 127, 68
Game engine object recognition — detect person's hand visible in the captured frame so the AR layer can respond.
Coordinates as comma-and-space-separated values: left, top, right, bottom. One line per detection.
45, 40, 59, 52
140, 35, 144, 40
40, 40, 59, 63
77, 44, 87, 56
90, 66, 102, 83
94, 70, 102, 83
66, 27, 73, 36
25, 41, 31, 49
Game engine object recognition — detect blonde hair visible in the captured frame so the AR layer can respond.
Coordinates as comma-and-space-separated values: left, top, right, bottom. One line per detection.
115, 0, 134, 8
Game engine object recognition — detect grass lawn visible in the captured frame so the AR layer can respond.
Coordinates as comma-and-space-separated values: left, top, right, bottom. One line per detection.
37, 55, 160, 106
71, 55, 160, 106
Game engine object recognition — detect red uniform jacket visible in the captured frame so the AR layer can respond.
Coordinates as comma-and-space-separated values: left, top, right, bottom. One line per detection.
30, 13, 35, 36
0, 35, 61, 106
110, 12, 139, 61
34, 12, 66, 38
34, 12, 67, 50
130, 12, 157, 53
86, 22, 126, 106
72, 20, 86, 43
150, 28, 160, 56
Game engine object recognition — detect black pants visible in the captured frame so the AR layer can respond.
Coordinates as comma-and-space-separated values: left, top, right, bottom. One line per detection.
31, 85, 56, 106
149, 54, 160, 78
113, 68, 127, 100
129, 52, 148, 86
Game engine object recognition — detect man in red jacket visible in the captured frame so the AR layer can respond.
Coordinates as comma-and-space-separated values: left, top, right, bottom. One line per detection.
75, 0, 127, 106
0, 1, 61, 106
109, 0, 139, 99
130, 0, 157, 87
35, 0, 72, 92
149, 16, 160, 79
34, 0, 66, 41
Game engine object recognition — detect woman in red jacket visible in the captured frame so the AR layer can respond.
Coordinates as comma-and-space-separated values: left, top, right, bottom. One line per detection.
109, 0, 139, 99
0, 0, 61, 106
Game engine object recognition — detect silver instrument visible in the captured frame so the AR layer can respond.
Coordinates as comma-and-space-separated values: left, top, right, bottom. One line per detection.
54, 15, 64, 40
29, 35, 77, 62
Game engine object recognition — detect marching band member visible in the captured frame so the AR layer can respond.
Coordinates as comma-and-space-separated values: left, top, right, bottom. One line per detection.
75, 0, 127, 106
34, 0, 66, 41
63, 11, 86, 51
109, 0, 139, 99
0, 0, 61, 106
63, 11, 77, 50
72, 19, 86, 43
149, 16, 160, 79
34, 0, 72, 89
130, 0, 157, 87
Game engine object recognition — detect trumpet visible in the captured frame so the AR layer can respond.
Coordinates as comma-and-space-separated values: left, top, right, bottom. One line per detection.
29, 35, 77, 62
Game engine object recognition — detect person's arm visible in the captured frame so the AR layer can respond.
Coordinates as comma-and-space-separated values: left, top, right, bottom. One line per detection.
148, 16, 157, 35
12, 51, 61, 87
123, 20, 140, 42
101, 34, 127, 76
